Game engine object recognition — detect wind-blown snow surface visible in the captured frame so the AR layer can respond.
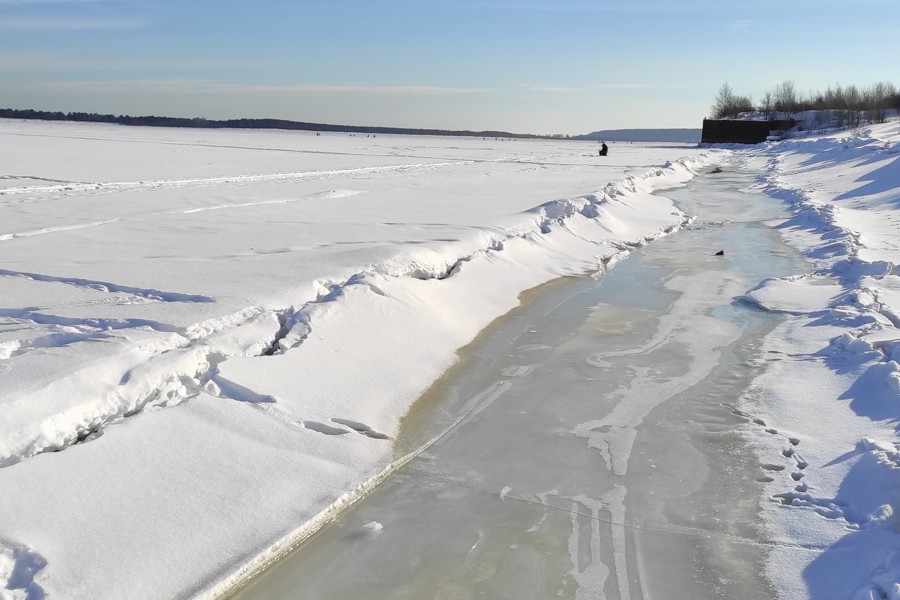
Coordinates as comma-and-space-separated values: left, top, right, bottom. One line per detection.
738, 121, 900, 599
0, 121, 718, 599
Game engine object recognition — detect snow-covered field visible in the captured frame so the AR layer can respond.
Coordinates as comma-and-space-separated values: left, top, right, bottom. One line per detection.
1, 117, 899, 599
0, 121, 717, 599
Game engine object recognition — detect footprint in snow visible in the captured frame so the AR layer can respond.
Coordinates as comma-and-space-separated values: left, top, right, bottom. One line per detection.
332, 418, 390, 440
760, 463, 786, 472
302, 421, 350, 436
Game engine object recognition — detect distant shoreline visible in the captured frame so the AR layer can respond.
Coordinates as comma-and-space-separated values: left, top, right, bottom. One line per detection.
0, 107, 547, 139
575, 128, 701, 143
0, 108, 701, 143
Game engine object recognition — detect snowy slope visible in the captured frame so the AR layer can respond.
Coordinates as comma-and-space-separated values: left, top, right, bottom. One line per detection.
740, 121, 900, 599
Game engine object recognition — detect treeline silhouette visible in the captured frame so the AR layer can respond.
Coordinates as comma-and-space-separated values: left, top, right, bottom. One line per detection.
711, 80, 900, 128
0, 108, 542, 139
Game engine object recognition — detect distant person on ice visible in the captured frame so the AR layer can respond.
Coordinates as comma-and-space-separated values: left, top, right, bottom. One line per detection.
599, 142, 608, 156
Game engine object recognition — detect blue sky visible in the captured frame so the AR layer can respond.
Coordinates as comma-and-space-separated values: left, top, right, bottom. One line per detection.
2, 0, 899, 135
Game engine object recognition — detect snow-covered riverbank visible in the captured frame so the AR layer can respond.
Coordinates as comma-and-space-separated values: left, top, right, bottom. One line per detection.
0, 121, 718, 598
2, 117, 900, 599
739, 122, 900, 599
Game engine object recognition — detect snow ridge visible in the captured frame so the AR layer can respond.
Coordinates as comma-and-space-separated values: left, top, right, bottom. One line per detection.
0, 152, 712, 471
743, 124, 900, 599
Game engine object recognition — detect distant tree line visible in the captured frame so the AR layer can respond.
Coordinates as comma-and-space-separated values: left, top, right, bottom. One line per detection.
710, 80, 900, 129
0, 108, 545, 139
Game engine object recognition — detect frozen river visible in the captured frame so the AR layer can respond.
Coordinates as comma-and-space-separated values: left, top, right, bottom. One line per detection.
230, 163, 810, 599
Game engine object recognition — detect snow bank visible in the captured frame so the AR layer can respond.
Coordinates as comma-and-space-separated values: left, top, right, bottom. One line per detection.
739, 121, 900, 599
0, 121, 720, 598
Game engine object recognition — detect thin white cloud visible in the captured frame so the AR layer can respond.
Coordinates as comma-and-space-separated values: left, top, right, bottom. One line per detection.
0, 0, 102, 4
524, 84, 584, 93
520, 82, 702, 96
728, 19, 753, 31
8, 79, 491, 96
241, 83, 489, 96
0, 52, 237, 72
591, 83, 660, 89
442, 0, 898, 15
433, 1, 672, 14
524, 83, 669, 94
0, 16, 148, 30
0, 52, 50, 69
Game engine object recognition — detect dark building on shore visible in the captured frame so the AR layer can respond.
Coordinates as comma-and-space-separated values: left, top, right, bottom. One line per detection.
701, 119, 798, 144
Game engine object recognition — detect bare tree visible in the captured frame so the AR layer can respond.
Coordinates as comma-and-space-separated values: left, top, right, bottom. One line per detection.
774, 80, 798, 116
867, 81, 896, 123
844, 85, 862, 127
734, 94, 754, 115
711, 82, 753, 118
759, 91, 774, 119
711, 82, 736, 118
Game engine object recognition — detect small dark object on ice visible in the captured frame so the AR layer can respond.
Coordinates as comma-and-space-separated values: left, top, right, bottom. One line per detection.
715, 250, 725, 256
710, 166, 723, 174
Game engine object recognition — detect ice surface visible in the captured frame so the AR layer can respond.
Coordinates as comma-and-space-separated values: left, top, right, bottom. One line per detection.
229, 171, 806, 599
